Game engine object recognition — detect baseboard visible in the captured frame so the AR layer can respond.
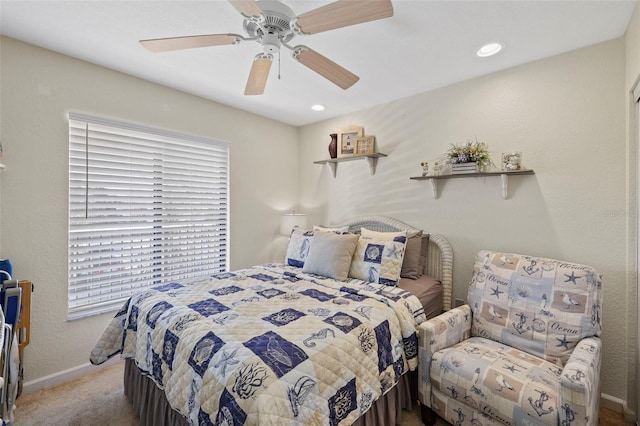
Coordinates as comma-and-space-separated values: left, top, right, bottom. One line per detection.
601, 393, 636, 423
21, 356, 122, 396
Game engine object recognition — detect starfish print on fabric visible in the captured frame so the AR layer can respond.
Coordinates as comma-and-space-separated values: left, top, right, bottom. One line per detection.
564, 271, 581, 285
490, 286, 504, 299
503, 363, 520, 373
556, 335, 571, 350
214, 348, 240, 377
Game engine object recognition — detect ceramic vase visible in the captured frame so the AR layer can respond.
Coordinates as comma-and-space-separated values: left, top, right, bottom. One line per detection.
328, 133, 338, 159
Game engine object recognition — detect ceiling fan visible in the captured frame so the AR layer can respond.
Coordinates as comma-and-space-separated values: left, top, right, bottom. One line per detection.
140, 0, 393, 95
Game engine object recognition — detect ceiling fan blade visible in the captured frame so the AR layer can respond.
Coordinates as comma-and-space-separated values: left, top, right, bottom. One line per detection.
140, 34, 243, 53
228, 0, 263, 19
293, 46, 359, 90
294, 0, 393, 35
245, 54, 273, 95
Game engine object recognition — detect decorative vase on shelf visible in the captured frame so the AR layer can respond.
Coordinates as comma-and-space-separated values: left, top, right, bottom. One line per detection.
328, 133, 338, 159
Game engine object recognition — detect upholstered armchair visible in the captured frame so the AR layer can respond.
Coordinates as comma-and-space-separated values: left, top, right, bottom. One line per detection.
418, 250, 603, 426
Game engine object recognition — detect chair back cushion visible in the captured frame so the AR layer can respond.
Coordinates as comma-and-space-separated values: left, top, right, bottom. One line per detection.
468, 250, 602, 366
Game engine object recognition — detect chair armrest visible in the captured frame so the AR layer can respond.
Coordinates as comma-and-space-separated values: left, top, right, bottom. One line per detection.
418, 305, 472, 356
417, 305, 472, 406
559, 337, 602, 426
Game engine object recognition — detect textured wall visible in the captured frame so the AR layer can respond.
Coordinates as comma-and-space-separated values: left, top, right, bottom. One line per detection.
299, 39, 629, 401
0, 36, 298, 382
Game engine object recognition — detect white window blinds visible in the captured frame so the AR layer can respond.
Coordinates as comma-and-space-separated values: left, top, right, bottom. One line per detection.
68, 112, 229, 319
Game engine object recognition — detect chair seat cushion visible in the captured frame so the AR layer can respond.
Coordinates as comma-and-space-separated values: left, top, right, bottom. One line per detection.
431, 337, 562, 425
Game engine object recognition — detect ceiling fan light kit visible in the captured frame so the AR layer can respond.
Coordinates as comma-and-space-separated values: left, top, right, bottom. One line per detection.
140, 0, 393, 95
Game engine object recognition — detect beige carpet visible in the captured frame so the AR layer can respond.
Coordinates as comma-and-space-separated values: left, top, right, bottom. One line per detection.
12, 361, 432, 426
12, 361, 629, 425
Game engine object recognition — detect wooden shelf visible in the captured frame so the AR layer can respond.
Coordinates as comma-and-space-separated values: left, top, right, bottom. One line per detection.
314, 153, 387, 178
410, 169, 535, 199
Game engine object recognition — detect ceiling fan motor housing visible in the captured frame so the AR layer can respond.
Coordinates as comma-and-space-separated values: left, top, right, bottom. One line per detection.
244, 0, 296, 54
261, 31, 280, 53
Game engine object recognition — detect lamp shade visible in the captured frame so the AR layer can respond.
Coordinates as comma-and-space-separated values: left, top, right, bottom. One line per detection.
280, 213, 307, 236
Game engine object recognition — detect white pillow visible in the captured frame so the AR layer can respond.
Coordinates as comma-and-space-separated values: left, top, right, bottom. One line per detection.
360, 227, 407, 240
302, 231, 359, 281
313, 225, 350, 233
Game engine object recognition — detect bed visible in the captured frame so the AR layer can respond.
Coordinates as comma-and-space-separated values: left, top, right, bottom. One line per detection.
90, 216, 453, 425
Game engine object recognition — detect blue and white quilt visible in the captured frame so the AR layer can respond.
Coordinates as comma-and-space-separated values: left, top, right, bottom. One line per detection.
90, 264, 426, 425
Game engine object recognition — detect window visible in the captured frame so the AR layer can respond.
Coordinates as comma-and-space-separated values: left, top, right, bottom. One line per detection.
68, 112, 229, 319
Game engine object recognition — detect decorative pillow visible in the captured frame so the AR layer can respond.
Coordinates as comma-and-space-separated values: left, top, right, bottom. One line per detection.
360, 227, 426, 279
302, 231, 359, 281
349, 235, 407, 286
360, 227, 407, 240
417, 234, 430, 276
285, 228, 314, 268
313, 225, 349, 233
400, 231, 425, 279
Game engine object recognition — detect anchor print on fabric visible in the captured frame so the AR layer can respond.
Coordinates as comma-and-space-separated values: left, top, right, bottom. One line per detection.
592, 301, 601, 326
564, 368, 586, 383
512, 312, 531, 334
560, 403, 576, 426
451, 407, 466, 426
522, 259, 540, 276
528, 389, 554, 417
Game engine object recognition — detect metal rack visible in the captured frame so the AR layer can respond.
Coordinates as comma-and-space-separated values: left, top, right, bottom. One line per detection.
0, 279, 32, 425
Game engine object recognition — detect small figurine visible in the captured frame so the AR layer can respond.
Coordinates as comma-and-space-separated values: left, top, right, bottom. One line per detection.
420, 161, 429, 176
432, 161, 443, 176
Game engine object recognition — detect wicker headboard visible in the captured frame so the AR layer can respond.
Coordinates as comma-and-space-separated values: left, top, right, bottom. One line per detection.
333, 216, 453, 311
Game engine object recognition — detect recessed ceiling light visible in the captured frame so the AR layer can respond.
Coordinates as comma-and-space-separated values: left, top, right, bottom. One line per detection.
311, 104, 326, 111
476, 42, 504, 58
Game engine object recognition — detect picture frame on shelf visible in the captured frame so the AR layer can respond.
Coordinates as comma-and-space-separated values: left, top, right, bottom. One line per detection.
338, 126, 364, 157
355, 136, 375, 155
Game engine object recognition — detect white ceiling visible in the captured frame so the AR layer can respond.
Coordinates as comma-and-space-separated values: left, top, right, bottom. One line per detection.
0, 0, 637, 126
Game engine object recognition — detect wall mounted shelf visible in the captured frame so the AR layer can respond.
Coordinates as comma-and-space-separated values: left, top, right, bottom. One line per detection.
314, 153, 387, 178
410, 169, 535, 199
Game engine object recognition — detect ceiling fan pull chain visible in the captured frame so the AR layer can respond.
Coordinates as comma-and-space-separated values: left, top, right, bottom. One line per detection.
278, 51, 281, 80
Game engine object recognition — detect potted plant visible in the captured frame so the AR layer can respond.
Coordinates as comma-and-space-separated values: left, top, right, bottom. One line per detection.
446, 140, 492, 173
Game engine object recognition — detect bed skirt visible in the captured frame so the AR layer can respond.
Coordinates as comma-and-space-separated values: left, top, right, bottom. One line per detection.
124, 359, 416, 425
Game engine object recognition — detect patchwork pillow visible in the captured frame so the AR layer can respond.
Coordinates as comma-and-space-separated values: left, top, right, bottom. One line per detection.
302, 231, 359, 281
360, 227, 427, 279
349, 235, 407, 286
285, 227, 314, 268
